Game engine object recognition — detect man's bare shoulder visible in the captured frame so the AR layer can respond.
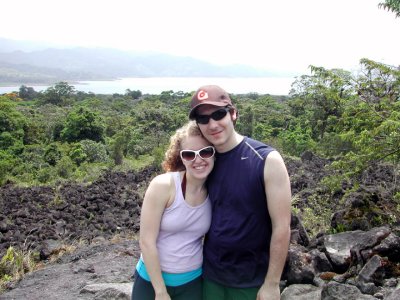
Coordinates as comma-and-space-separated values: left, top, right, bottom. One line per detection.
266, 150, 286, 164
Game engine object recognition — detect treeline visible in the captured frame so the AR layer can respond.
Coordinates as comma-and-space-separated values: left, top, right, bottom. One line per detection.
0, 59, 399, 191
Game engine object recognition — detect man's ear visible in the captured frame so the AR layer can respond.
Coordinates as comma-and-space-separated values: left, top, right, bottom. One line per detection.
231, 109, 238, 121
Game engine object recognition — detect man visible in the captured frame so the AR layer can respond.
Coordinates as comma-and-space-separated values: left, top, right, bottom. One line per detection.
188, 85, 291, 300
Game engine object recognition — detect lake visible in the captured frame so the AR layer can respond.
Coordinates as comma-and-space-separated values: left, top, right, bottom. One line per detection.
0, 77, 297, 95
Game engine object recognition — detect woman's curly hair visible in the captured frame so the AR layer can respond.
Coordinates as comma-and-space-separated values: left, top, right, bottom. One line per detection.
161, 121, 206, 172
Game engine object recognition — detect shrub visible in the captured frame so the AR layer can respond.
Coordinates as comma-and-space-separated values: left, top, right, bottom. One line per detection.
56, 156, 76, 178
0, 151, 15, 185
79, 140, 109, 163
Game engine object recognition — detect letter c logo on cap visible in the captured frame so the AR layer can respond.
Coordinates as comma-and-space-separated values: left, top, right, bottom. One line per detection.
197, 90, 208, 101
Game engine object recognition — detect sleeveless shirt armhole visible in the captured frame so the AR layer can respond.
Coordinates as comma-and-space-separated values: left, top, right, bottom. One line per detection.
165, 172, 182, 211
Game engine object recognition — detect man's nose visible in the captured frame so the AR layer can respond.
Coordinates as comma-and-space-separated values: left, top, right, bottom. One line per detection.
207, 117, 219, 127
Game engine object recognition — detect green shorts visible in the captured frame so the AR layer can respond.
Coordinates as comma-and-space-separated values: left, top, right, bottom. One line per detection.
203, 278, 259, 300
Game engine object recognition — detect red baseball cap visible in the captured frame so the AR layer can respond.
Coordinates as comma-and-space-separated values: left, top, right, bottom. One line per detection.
189, 85, 233, 119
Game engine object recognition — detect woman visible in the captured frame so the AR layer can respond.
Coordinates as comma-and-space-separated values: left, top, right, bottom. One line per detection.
131, 121, 215, 300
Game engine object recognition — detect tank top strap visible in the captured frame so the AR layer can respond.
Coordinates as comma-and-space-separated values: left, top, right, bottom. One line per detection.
169, 172, 184, 208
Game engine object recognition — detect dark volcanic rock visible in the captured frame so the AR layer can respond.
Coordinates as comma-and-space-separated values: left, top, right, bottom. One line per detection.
1, 153, 399, 300
0, 167, 157, 257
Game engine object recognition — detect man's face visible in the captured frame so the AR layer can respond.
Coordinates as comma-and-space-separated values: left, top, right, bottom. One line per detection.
195, 105, 237, 152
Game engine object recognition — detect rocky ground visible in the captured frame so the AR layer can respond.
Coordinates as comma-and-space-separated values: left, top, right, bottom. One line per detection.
0, 166, 157, 257
0, 153, 399, 299
0, 237, 139, 300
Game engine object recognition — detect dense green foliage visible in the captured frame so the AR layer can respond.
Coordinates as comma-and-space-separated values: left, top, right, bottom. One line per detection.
379, 0, 400, 18
0, 86, 191, 185
288, 60, 400, 180
0, 59, 399, 189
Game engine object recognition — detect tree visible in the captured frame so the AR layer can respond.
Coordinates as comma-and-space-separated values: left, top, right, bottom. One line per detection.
279, 124, 316, 156
130, 100, 176, 147
347, 59, 400, 163
252, 96, 289, 138
0, 96, 26, 152
309, 58, 400, 178
125, 89, 142, 100
61, 107, 105, 142
0, 150, 17, 184
44, 143, 61, 166
42, 82, 76, 105
18, 85, 38, 100
237, 106, 254, 137
356, 58, 400, 104
109, 135, 125, 165
78, 139, 109, 163
379, 0, 400, 18
17, 107, 48, 145
289, 66, 354, 140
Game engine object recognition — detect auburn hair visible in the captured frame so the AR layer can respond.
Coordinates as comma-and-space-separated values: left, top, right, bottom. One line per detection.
161, 121, 206, 172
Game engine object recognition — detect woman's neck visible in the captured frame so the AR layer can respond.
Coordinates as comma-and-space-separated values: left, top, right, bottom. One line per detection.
181, 171, 207, 193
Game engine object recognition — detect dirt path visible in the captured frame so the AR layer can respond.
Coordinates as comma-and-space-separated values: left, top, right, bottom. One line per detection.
0, 238, 140, 300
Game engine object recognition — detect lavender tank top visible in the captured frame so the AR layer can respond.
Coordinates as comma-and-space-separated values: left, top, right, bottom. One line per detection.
156, 172, 211, 273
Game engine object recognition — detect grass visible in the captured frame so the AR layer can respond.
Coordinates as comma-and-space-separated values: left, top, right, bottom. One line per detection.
112, 154, 155, 173
0, 246, 39, 293
0, 242, 78, 293
3, 154, 156, 188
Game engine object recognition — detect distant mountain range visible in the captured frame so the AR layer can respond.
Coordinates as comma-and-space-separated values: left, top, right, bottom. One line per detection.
0, 38, 290, 85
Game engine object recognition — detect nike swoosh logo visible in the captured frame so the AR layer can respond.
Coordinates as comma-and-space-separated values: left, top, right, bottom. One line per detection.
241, 157, 248, 160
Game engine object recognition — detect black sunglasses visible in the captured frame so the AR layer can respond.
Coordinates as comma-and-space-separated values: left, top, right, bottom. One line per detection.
195, 107, 231, 125
180, 146, 215, 162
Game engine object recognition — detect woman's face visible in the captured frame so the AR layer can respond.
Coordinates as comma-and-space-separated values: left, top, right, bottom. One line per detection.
180, 135, 215, 179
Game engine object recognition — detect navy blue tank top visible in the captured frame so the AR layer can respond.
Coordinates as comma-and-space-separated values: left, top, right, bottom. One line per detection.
203, 137, 275, 288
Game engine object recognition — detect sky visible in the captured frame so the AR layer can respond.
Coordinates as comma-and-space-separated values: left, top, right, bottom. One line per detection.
1, 0, 399, 75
